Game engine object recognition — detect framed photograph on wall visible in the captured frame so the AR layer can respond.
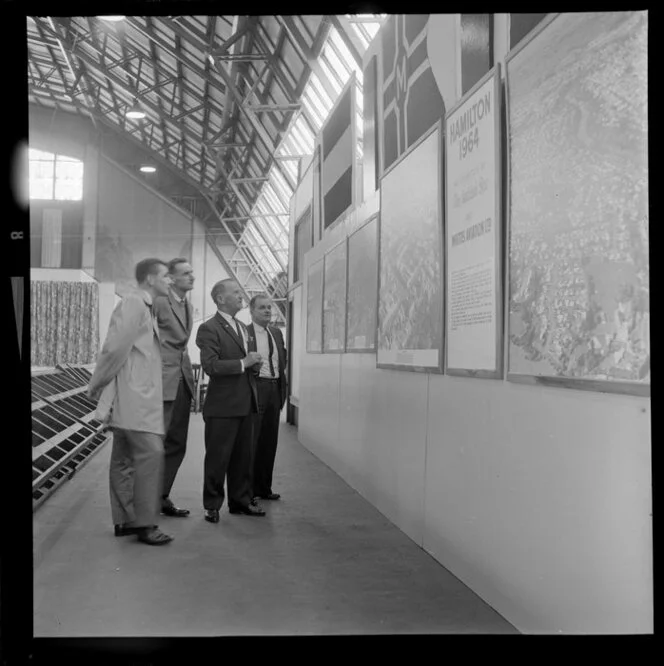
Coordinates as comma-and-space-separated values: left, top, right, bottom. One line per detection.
346, 214, 378, 353
322, 240, 348, 353
505, 12, 649, 396
445, 65, 503, 379
377, 123, 444, 372
305, 258, 324, 354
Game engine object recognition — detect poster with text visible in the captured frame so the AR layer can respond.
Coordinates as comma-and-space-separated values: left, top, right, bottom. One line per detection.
377, 126, 443, 371
506, 12, 649, 395
306, 259, 323, 353
322, 241, 347, 353
445, 67, 502, 377
346, 215, 378, 352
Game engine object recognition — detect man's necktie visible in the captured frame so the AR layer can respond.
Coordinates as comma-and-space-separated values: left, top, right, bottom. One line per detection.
233, 318, 245, 351
267, 329, 276, 377
184, 299, 190, 331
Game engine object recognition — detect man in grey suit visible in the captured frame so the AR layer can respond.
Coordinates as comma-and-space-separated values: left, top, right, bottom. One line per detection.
153, 258, 196, 517
88, 258, 174, 546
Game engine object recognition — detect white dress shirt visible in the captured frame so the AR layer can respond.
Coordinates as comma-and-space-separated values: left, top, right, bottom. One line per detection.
252, 323, 279, 379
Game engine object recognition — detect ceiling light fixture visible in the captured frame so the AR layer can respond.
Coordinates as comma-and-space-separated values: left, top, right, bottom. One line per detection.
98, 16, 125, 22
140, 165, 156, 173
126, 102, 146, 120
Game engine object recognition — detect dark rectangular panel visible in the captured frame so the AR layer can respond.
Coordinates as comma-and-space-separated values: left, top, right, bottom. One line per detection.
510, 13, 548, 49
323, 167, 353, 231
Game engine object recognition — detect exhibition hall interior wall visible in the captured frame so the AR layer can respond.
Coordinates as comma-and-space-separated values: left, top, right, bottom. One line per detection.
28, 104, 235, 364
291, 13, 651, 634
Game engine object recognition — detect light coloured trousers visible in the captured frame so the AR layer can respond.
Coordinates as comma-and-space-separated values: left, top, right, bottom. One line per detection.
109, 429, 164, 528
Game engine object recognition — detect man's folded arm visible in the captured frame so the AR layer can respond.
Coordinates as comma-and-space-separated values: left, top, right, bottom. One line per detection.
88, 297, 144, 399
196, 324, 244, 377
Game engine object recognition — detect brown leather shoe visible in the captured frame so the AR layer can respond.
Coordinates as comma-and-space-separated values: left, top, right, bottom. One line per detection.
229, 504, 266, 517
136, 527, 174, 545
114, 523, 156, 537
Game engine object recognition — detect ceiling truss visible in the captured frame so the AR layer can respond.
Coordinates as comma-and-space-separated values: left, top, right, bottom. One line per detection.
27, 14, 385, 324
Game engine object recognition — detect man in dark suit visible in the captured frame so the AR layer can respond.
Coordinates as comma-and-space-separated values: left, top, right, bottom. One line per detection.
247, 294, 288, 502
195, 279, 266, 522
153, 258, 196, 518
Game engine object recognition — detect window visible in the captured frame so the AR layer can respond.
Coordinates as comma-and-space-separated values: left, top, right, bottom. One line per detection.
29, 149, 84, 201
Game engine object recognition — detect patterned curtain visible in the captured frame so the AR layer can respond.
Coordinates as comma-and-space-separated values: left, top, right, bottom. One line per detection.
31, 281, 100, 367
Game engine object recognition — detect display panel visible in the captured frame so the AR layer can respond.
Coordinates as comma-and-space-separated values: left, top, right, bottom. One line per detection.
293, 206, 312, 284
322, 241, 347, 353
321, 73, 356, 231
506, 12, 649, 395
377, 125, 444, 371
346, 215, 378, 352
381, 14, 446, 177
305, 258, 323, 353
445, 66, 502, 377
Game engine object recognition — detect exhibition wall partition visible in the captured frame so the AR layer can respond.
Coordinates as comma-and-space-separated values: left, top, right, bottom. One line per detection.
289, 13, 650, 633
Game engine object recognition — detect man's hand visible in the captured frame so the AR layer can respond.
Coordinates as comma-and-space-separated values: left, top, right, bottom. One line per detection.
243, 351, 263, 369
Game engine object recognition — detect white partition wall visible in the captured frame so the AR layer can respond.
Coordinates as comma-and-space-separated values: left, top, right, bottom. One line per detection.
294, 13, 652, 634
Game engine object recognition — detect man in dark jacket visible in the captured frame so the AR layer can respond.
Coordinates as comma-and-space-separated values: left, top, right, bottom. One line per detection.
247, 294, 288, 501
195, 279, 266, 523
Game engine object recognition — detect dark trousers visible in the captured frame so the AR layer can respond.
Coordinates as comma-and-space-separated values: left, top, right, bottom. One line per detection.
203, 415, 254, 511
252, 380, 282, 497
162, 377, 192, 501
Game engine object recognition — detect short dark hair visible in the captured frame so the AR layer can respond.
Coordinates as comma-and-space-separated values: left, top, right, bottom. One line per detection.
249, 293, 271, 310
210, 279, 237, 305
167, 257, 190, 274
135, 258, 167, 284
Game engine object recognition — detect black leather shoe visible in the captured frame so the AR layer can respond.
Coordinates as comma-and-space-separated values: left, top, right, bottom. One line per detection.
204, 509, 220, 524
256, 493, 281, 500
161, 504, 190, 517
229, 504, 266, 516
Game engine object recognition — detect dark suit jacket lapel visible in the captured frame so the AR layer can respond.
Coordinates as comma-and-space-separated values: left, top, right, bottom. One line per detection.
185, 301, 193, 335
215, 312, 245, 353
269, 326, 286, 374
168, 292, 188, 332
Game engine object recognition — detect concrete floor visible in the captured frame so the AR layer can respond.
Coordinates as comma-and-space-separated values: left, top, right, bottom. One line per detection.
33, 414, 518, 636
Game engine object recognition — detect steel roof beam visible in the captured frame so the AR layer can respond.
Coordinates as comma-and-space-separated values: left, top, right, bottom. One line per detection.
277, 15, 338, 104
200, 15, 218, 181
38, 19, 229, 173
33, 18, 99, 130
136, 17, 174, 165
326, 15, 365, 67
123, 18, 228, 103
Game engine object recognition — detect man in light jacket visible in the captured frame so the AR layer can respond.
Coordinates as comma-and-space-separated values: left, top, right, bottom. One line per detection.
88, 258, 174, 546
